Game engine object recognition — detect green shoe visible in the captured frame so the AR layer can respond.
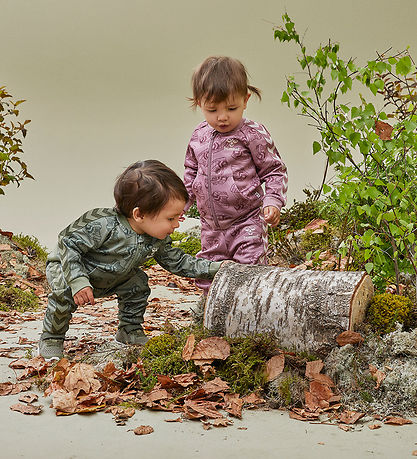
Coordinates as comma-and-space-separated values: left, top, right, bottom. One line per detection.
38, 338, 64, 361
115, 328, 149, 345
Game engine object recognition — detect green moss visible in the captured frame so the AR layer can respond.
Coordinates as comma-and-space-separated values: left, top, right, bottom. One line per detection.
216, 334, 279, 395
367, 293, 413, 334
277, 372, 307, 407
300, 227, 333, 253
139, 327, 209, 379
0, 284, 40, 312
12, 233, 48, 263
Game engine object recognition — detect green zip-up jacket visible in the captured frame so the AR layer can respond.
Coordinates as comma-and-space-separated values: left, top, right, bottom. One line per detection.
47, 208, 221, 296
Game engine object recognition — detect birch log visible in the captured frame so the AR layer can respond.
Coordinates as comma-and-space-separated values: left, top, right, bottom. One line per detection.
204, 264, 374, 355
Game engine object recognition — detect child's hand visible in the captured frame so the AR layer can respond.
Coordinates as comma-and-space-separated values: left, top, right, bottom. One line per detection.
263, 206, 280, 227
74, 287, 95, 306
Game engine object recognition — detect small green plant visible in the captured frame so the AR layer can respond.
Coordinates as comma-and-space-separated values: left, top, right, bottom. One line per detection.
0, 283, 40, 312
268, 189, 324, 264
12, 233, 48, 262
0, 86, 32, 195
24, 348, 34, 359
367, 293, 413, 334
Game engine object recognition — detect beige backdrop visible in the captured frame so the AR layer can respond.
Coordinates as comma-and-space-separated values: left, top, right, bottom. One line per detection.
1, 0, 416, 249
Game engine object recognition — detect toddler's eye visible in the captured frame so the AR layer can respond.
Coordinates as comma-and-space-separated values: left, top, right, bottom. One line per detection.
229, 107, 237, 111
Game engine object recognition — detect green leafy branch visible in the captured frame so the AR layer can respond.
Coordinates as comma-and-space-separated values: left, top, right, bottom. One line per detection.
0, 86, 32, 195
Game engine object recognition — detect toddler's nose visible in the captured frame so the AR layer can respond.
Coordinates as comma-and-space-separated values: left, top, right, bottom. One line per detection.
217, 111, 228, 121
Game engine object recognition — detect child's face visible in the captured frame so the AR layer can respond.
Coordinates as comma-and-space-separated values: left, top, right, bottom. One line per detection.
199, 93, 250, 133
128, 198, 185, 240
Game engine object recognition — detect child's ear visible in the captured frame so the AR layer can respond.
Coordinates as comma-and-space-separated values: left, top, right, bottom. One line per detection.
244, 93, 251, 108
132, 207, 144, 221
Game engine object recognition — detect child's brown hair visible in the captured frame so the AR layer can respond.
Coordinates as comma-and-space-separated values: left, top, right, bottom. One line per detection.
114, 160, 188, 217
190, 56, 261, 107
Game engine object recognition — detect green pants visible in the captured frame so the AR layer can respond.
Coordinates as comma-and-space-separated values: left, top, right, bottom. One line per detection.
41, 261, 151, 340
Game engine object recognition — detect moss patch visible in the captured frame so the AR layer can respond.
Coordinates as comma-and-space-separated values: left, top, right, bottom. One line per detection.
0, 283, 40, 312
12, 233, 48, 263
367, 293, 413, 334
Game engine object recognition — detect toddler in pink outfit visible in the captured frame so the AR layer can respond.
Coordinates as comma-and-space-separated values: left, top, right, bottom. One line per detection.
184, 56, 288, 296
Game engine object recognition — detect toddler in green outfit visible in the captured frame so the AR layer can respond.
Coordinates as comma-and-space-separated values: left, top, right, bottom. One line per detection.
38, 160, 222, 361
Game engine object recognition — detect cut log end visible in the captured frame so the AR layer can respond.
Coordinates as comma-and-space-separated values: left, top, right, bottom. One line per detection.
349, 273, 374, 330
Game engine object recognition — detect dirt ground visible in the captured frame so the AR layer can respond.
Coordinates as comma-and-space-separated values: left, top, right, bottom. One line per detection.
1, 282, 417, 459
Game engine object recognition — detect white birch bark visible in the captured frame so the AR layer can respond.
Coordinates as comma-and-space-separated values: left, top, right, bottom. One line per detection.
204, 264, 374, 355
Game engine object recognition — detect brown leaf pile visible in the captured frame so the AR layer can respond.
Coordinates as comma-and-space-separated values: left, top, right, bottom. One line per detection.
27, 336, 265, 427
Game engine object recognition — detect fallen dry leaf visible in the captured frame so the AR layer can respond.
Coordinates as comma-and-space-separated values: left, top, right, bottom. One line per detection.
336, 330, 364, 347
182, 334, 196, 361
0, 381, 31, 396
289, 408, 320, 421
305, 360, 324, 379
191, 337, 230, 361
338, 424, 352, 432
164, 417, 183, 423
384, 416, 412, 426
200, 377, 230, 394
369, 364, 386, 389
265, 354, 285, 381
224, 393, 243, 419
304, 219, 329, 233
64, 363, 102, 396
107, 406, 135, 419
183, 400, 223, 419
309, 380, 334, 402
10, 403, 43, 415
132, 425, 154, 435
51, 389, 78, 414
213, 417, 233, 427
242, 392, 265, 406
368, 423, 382, 430
18, 393, 38, 404
339, 410, 364, 425
172, 373, 198, 387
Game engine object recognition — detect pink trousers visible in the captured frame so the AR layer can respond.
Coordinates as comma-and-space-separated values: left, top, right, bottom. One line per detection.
196, 209, 268, 294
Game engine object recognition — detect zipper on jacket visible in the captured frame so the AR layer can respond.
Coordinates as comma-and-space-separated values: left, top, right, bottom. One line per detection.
207, 131, 220, 229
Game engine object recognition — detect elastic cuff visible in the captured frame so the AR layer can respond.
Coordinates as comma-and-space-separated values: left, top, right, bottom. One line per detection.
208, 261, 223, 277
69, 277, 92, 296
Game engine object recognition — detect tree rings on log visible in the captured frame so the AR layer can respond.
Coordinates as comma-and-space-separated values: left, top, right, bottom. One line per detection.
204, 264, 374, 355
